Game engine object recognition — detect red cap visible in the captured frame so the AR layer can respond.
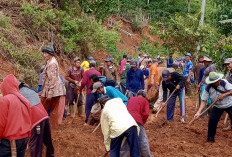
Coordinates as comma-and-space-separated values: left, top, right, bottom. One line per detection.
199, 58, 204, 62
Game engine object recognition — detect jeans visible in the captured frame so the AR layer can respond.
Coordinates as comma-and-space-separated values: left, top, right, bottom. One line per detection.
0, 137, 28, 157
110, 126, 141, 157
85, 93, 97, 123
166, 88, 186, 121
208, 106, 232, 141
30, 119, 54, 157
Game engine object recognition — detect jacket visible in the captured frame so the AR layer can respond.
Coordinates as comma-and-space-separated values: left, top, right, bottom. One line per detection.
0, 74, 31, 140
104, 86, 128, 105
127, 96, 149, 126
81, 61, 89, 71
41, 57, 65, 98
102, 65, 118, 81
19, 85, 49, 129
126, 68, 144, 93
100, 98, 137, 151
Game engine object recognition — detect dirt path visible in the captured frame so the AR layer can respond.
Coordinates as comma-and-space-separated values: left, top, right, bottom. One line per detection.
27, 95, 232, 157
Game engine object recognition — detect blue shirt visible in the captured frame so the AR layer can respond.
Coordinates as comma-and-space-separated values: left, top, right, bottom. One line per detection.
143, 68, 149, 79
183, 60, 193, 77
126, 68, 145, 93
198, 67, 206, 84
104, 86, 128, 105
167, 57, 173, 68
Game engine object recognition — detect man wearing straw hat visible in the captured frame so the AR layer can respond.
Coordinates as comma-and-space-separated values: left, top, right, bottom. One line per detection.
194, 72, 232, 142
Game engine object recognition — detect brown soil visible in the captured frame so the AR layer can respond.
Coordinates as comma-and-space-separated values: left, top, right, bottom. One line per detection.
25, 96, 232, 157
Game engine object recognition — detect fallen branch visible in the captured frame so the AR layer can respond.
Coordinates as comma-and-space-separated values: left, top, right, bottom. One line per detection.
155, 88, 177, 118
187, 100, 217, 127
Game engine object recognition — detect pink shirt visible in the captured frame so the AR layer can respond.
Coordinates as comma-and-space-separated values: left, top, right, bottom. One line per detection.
120, 59, 127, 74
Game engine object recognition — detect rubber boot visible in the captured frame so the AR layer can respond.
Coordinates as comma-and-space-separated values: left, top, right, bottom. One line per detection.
78, 105, 83, 116
69, 105, 74, 117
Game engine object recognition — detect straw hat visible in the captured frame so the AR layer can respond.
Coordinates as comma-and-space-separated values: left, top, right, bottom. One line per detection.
205, 72, 224, 84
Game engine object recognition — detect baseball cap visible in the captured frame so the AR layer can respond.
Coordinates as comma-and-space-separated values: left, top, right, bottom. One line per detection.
92, 82, 103, 93
224, 58, 232, 65
105, 57, 113, 62
185, 53, 192, 57
89, 56, 94, 60
203, 56, 212, 62
130, 60, 137, 67
162, 70, 170, 81
74, 57, 81, 62
199, 58, 204, 62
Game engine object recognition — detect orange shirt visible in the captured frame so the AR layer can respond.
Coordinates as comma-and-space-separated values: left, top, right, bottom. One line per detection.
148, 64, 159, 86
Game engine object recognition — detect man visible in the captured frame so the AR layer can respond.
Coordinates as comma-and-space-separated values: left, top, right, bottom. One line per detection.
127, 90, 154, 157
40, 45, 66, 129
194, 72, 232, 142
81, 56, 94, 72
140, 65, 149, 80
161, 70, 186, 122
19, 82, 54, 157
0, 74, 31, 156
120, 55, 127, 76
98, 62, 105, 75
126, 60, 144, 98
120, 56, 132, 94
103, 57, 118, 81
147, 59, 159, 91
139, 54, 149, 67
183, 53, 193, 93
65, 57, 84, 116
167, 52, 174, 68
194, 58, 204, 84
100, 96, 141, 157
79, 61, 101, 123
92, 82, 128, 105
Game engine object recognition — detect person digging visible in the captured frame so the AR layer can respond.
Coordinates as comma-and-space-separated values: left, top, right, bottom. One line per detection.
194, 72, 232, 142
161, 69, 186, 122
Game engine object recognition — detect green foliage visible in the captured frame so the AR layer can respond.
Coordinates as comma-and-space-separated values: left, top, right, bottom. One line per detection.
0, 13, 11, 29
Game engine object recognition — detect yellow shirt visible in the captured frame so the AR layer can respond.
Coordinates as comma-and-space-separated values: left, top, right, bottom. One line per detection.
148, 64, 159, 86
100, 98, 137, 151
81, 61, 89, 72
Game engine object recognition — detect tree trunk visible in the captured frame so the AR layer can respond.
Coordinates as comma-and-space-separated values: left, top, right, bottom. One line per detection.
200, 0, 206, 25
188, 0, 191, 13
147, 0, 149, 5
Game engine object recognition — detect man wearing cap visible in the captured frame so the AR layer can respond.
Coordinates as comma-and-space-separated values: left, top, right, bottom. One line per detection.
120, 55, 127, 76
120, 56, 132, 94
194, 72, 232, 142
81, 56, 94, 72
198, 56, 216, 104
99, 96, 141, 157
79, 60, 101, 124
161, 70, 186, 122
183, 53, 193, 93
139, 54, 149, 67
194, 58, 204, 84
98, 62, 105, 75
126, 90, 154, 157
103, 57, 118, 81
167, 52, 174, 68
147, 59, 160, 91
65, 57, 84, 116
40, 45, 66, 129
126, 60, 145, 98
92, 82, 128, 105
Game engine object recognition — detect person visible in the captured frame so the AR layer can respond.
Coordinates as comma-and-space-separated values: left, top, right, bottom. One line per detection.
167, 52, 174, 68
81, 56, 94, 72
120, 56, 132, 94
65, 57, 84, 116
99, 96, 141, 157
194, 58, 204, 84
19, 82, 54, 157
146, 59, 152, 69
183, 53, 193, 94
161, 70, 186, 122
198, 56, 216, 104
38, 65, 45, 92
126, 90, 154, 157
126, 60, 144, 98
147, 59, 159, 91
102, 57, 118, 81
120, 55, 127, 76
194, 72, 232, 142
92, 82, 128, 105
98, 62, 105, 75
89, 74, 120, 91
137, 53, 142, 62
139, 54, 149, 67
40, 45, 66, 129
0, 74, 31, 156
79, 61, 101, 124
140, 65, 149, 80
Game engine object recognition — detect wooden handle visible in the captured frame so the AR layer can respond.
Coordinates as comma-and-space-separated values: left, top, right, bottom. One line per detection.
92, 123, 101, 133
188, 100, 217, 126
155, 88, 177, 118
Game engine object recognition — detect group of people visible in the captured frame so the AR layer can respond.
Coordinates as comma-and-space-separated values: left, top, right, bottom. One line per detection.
1, 45, 232, 157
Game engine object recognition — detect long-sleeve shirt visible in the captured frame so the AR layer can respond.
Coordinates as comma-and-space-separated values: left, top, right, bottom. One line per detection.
167, 57, 173, 68
198, 67, 206, 84
127, 96, 149, 126
102, 65, 118, 81
104, 86, 128, 105
126, 68, 144, 93
162, 72, 186, 102
201, 64, 216, 85
100, 98, 137, 151
79, 68, 101, 94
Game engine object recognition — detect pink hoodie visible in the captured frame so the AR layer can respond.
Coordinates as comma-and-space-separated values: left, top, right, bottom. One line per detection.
0, 74, 31, 140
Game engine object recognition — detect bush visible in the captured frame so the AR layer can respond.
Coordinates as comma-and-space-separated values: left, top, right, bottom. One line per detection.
0, 12, 11, 29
